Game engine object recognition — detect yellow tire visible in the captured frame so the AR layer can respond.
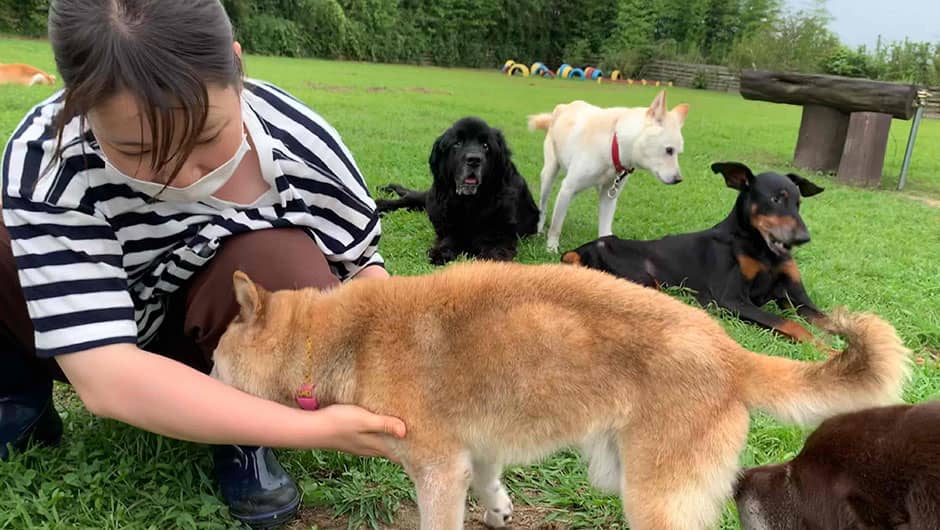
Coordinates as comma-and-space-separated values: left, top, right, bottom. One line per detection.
508, 63, 530, 77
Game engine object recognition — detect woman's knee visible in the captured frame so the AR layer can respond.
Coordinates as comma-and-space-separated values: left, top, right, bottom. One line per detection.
206, 228, 339, 293
180, 228, 338, 361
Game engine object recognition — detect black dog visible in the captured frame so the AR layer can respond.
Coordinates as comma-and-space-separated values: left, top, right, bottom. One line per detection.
561, 162, 826, 342
735, 401, 940, 530
376, 117, 539, 265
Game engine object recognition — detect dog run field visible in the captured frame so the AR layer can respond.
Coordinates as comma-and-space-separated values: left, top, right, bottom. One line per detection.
1, 36, 939, 529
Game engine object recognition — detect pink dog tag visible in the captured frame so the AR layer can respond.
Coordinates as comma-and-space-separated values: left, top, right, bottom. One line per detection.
296, 383, 318, 410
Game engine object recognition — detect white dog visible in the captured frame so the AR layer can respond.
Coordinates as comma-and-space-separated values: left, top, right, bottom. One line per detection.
528, 91, 689, 252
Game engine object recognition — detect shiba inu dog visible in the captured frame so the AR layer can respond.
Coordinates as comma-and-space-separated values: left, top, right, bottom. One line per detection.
212, 261, 910, 530
0, 64, 56, 86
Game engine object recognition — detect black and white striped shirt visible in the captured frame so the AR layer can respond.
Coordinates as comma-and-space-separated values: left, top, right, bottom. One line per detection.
2, 80, 383, 358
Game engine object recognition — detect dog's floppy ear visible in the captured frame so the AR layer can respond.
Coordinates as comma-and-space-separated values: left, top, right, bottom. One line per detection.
786, 173, 825, 197
711, 162, 755, 190
647, 90, 668, 122
233, 270, 265, 323
492, 127, 512, 173
428, 133, 447, 184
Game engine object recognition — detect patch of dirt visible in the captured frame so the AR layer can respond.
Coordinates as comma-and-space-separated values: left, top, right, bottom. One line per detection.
289, 502, 566, 529
403, 86, 452, 96
301, 82, 451, 96
901, 193, 940, 209
303, 82, 355, 93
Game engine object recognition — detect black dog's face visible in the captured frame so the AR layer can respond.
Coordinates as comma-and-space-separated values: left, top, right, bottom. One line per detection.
430, 117, 508, 196
712, 162, 824, 257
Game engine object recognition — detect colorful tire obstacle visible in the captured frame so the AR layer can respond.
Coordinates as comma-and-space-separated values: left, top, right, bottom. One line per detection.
508, 63, 530, 76
531, 61, 555, 78
500, 60, 530, 77
499, 60, 672, 86
584, 67, 604, 80
558, 64, 585, 79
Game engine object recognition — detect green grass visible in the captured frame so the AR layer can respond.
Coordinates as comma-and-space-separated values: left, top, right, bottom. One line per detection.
2, 35, 939, 529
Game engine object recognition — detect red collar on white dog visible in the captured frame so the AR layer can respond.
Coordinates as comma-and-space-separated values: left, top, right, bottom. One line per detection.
609, 134, 635, 197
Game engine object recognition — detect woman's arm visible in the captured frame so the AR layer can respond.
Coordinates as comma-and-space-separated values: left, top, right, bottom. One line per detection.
352, 264, 390, 280
56, 343, 405, 457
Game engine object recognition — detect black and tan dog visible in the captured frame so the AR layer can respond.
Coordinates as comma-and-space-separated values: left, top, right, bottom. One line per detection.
561, 162, 826, 343
376, 117, 539, 265
735, 400, 940, 530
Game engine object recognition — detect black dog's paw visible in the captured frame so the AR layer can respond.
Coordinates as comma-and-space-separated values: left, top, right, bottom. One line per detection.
478, 246, 516, 262
379, 183, 409, 197
428, 245, 457, 266
374, 199, 394, 215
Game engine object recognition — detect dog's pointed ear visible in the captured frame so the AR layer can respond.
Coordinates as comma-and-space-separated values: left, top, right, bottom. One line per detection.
233, 271, 265, 323
786, 173, 825, 197
711, 162, 755, 190
671, 103, 690, 127
647, 90, 667, 122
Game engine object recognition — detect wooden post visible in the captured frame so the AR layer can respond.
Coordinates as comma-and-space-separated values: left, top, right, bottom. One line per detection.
837, 112, 892, 187
793, 104, 849, 173
739, 70, 916, 188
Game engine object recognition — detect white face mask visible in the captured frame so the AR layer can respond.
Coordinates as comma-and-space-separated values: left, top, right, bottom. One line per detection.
102, 133, 251, 203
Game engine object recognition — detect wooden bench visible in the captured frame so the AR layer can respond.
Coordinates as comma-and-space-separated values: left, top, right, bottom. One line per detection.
740, 70, 919, 187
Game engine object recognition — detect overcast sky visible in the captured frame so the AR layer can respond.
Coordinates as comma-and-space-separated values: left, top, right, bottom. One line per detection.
786, 0, 940, 48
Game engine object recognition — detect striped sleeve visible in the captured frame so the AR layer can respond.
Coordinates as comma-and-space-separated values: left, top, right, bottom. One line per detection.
2, 106, 137, 357
248, 81, 385, 280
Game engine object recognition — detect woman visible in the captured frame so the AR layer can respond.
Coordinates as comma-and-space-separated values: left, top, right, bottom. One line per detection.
0, 0, 406, 527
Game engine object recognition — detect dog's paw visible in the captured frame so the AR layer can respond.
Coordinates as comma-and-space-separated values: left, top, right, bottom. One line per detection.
546, 238, 560, 253
479, 247, 515, 262
378, 183, 404, 196
481, 492, 513, 528
428, 247, 456, 266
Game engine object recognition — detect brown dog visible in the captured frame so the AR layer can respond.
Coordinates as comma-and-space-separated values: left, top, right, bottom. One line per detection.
212, 261, 911, 530
0, 64, 56, 86
735, 400, 940, 530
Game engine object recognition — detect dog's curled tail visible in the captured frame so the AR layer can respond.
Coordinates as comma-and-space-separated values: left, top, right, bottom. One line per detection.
741, 308, 912, 426
527, 113, 553, 132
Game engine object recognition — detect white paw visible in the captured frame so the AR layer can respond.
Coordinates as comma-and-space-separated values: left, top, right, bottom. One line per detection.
546, 239, 560, 253
482, 495, 513, 528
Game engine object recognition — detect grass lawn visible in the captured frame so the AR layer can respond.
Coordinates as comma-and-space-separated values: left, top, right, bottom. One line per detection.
1, 35, 939, 529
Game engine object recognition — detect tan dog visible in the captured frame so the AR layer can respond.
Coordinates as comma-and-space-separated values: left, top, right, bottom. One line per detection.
0, 63, 56, 86
528, 92, 689, 252
212, 261, 911, 530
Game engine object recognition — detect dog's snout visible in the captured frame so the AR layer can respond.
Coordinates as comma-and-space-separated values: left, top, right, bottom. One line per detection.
792, 230, 810, 245
673, 175, 682, 184
465, 154, 483, 167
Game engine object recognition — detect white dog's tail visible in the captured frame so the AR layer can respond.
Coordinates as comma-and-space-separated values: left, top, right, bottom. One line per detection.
527, 113, 553, 132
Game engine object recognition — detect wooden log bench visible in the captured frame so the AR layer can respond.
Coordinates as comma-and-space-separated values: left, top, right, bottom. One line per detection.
740, 70, 919, 187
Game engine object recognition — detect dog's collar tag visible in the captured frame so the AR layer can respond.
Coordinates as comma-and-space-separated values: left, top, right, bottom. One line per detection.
296, 383, 319, 410
609, 134, 635, 197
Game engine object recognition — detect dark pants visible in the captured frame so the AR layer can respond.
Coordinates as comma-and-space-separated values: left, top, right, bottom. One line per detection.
1, 220, 339, 395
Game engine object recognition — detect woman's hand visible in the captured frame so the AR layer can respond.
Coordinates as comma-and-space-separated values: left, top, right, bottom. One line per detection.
312, 404, 406, 460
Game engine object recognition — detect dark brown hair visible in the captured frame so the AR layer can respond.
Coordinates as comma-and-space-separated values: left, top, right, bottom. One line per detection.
48, 0, 243, 183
